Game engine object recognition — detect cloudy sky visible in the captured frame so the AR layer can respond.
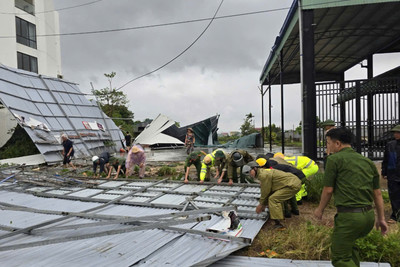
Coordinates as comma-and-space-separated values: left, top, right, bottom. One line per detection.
52, 0, 399, 133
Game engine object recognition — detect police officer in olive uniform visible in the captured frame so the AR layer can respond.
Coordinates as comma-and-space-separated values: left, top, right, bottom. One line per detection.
184, 151, 205, 183
314, 127, 387, 267
244, 161, 301, 230
226, 149, 254, 184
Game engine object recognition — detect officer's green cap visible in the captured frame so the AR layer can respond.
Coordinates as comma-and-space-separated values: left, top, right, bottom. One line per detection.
390, 125, 400, 132
215, 150, 225, 158
321, 119, 335, 126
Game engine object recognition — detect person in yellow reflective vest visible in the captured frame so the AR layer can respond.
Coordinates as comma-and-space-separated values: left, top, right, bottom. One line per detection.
274, 153, 319, 203
199, 150, 226, 184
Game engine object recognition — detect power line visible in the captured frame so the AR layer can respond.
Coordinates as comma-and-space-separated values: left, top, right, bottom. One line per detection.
0, 6, 290, 39
1, 0, 104, 15
116, 0, 225, 90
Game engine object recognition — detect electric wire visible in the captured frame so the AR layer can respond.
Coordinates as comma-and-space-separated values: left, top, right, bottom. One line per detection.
1, 0, 104, 15
116, 0, 224, 90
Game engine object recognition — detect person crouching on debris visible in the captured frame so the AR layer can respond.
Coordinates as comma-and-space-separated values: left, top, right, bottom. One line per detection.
125, 144, 146, 179
243, 161, 301, 230
107, 156, 126, 180
61, 134, 76, 171
199, 150, 226, 184
92, 151, 111, 178
184, 151, 206, 183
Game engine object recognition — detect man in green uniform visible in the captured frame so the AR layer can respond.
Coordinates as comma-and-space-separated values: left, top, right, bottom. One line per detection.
226, 149, 254, 184
314, 127, 387, 267
244, 161, 301, 229
107, 156, 126, 180
184, 151, 205, 183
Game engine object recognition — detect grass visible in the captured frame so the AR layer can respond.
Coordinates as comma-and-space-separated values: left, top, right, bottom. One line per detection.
243, 220, 332, 260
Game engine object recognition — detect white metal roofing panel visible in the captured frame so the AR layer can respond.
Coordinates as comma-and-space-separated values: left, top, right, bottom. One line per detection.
67, 189, 104, 198
91, 193, 121, 200
46, 190, 73, 195
150, 194, 188, 205
211, 256, 391, 267
98, 181, 128, 188
0, 183, 267, 267
172, 184, 208, 193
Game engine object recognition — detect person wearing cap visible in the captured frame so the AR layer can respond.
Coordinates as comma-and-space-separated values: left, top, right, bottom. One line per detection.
226, 149, 254, 184
199, 149, 226, 184
257, 157, 305, 217
184, 151, 206, 183
243, 161, 301, 230
92, 151, 111, 178
184, 128, 196, 155
314, 127, 387, 266
107, 156, 126, 180
125, 144, 146, 178
61, 134, 76, 171
381, 124, 400, 224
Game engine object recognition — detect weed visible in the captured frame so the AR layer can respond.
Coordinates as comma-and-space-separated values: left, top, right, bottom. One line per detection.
157, 166, 177, 176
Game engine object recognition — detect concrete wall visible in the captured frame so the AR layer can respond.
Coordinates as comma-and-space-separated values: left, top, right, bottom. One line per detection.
0, 0, 62, 77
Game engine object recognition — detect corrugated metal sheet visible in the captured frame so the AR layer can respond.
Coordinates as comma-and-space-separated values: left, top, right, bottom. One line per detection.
0, 65, 124, 163
0, 179, 267, 266
211, 256, 391, 267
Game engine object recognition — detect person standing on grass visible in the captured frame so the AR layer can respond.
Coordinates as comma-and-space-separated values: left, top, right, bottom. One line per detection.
314, 127, 387, 267
381, 124, 400, 224
61, 134, 76, 171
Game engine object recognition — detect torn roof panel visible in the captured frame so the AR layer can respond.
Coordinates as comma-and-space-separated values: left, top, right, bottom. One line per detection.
0, 65, 124, 163
0, 179, 267, 266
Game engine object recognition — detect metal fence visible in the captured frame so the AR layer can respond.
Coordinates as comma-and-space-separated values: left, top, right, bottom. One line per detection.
316, 77, 400, 160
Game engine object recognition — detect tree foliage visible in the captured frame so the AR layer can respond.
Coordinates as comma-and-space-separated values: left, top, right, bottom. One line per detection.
240, 113, 257, 136
93, 72, 134, 132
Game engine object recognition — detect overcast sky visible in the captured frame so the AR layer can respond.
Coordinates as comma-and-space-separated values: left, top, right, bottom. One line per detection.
52, 0, 400, 133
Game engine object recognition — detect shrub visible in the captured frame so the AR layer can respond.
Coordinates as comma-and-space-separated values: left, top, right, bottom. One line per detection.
381, 190, 390, 203
305, 173, 324, 203
357, 229, 400, 266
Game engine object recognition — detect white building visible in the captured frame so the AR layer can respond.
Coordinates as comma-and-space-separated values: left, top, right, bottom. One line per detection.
0, 0, 62, 77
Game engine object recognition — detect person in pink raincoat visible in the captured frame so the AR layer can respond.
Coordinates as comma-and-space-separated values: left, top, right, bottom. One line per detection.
125, 144, 146, 178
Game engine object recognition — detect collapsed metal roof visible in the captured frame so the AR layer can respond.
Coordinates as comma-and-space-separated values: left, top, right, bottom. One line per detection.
260, 0, 400, 85
0, 65, 124, 164
0, 177, 267, 266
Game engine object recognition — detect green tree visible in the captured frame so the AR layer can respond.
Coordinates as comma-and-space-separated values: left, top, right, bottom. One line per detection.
93, 72, 134, 132
240, 113, 257, 136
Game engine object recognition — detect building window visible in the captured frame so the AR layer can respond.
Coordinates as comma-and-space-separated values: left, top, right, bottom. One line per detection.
17, 52, 38, 73
16, 17, 37, 49
15, 0, 35, 15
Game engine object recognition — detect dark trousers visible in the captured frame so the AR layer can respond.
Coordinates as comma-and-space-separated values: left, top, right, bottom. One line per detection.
388, 180, 400, 221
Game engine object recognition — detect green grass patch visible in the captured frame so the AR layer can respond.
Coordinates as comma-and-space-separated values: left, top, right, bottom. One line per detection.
157, 165, 177, 176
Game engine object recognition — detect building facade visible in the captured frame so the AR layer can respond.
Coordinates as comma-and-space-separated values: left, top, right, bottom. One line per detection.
0, 0, 62, 77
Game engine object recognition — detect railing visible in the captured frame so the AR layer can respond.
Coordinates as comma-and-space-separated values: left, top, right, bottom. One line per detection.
15, 0, 35, 15
316, 77, 400, 160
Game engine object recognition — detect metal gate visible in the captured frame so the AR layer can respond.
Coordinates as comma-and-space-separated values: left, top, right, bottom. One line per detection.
316, 78, 400, 160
